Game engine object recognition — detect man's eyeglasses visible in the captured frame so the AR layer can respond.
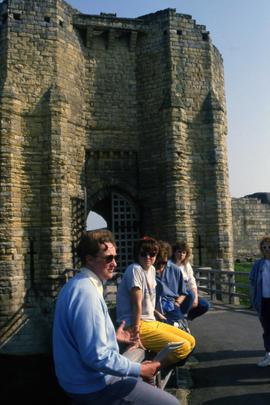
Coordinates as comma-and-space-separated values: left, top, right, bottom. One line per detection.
97, 254, 117, 263
139, 251, 157, 258
262, 245, 270, 251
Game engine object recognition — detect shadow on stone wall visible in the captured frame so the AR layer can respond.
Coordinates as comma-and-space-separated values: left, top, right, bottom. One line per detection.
2, 353, 70, 405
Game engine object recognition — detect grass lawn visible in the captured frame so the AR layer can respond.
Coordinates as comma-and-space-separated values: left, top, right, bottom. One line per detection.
234, 262, 252, 306
234, 262, 252, 273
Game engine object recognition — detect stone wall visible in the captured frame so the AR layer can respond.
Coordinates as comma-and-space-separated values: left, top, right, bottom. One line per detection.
0, 0, 86, 354
0, 0, 233, 354
136, 10, 233, 268
232, 196, 270, 260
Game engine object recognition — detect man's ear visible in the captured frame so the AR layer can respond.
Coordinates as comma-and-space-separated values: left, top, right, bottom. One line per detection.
85, 254, 95, 267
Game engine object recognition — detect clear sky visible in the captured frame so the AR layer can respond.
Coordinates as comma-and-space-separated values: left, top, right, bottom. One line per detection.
68, 0, 270, 198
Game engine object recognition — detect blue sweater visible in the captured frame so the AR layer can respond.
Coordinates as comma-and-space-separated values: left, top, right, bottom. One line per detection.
249, 258, 265, 315
157, 260, 187, 296
156, 260, 187, 314
53, 272, 140, 394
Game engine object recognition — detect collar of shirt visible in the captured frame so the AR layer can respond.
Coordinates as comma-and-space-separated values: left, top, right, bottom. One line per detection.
80, 267, 103, 296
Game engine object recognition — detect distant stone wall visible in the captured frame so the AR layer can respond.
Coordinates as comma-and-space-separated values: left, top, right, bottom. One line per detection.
232, 196, 270, 261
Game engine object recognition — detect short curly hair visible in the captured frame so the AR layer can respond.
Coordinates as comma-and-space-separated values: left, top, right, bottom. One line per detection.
76, 230, 116, 265
172, 241, 191, 265
156, 240, 172, 264
133, 237, 159, 263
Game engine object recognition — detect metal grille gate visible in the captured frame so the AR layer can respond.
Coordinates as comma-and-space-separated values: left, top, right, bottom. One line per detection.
111, 192, 139, 272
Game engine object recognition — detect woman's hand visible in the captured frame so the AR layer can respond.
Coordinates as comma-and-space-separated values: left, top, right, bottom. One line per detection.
192, 298, 199, 308
175, 294, 186, 306
154, 309, 167, 321
129, 324, 146, 349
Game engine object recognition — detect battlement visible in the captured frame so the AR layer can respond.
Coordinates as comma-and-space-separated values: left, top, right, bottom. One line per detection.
0, 0, 77, 33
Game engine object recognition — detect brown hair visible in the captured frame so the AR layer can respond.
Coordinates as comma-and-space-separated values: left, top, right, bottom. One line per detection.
76, 230, 116, 265
172, 241, 191, 265
133, 237, 159, 263
156, 240, 172, 264
259, 236, 270, 254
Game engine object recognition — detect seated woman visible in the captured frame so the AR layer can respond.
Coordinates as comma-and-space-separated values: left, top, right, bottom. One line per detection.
116, 237, 195, 366
171, 241, 210, 321
155, 240, 192, 333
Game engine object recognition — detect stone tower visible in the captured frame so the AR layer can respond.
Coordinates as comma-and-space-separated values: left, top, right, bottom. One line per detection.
0, 0, 233, 354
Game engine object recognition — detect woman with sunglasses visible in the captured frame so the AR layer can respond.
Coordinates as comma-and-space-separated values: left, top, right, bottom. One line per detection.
250, 236, 270, 367
53, 230, 179, 405
117, 237, 195, 365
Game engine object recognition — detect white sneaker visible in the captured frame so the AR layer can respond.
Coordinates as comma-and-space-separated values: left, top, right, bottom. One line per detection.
257, 353, 270, 367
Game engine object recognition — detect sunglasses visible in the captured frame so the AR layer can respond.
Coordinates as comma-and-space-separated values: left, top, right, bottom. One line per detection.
97, 254, 117, 263
262, 245, 270, 251
139, 251, 157, 258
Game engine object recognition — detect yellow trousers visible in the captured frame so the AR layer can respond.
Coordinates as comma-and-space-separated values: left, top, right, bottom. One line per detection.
139, 320, 195, 364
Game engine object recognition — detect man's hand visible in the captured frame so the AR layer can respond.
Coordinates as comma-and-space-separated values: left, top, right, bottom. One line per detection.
116, 321, 136, 345
140, 361, 160, 383
116, 321, 145, 349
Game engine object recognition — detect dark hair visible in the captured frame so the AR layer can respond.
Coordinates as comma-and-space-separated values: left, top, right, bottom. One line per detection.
133, 237, 159, 263
76, 230, 116, 265
156, 240, 172, 264
172, 241, 191, 265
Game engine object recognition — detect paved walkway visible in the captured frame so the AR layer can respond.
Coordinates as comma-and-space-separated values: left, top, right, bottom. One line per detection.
187, 303, 270, 405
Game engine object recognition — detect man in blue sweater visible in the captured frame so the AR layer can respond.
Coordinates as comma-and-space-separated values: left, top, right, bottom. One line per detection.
53, 230, 178, 405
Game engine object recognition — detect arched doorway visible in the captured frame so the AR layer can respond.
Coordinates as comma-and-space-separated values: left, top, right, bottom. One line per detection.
91, 191, 140, 271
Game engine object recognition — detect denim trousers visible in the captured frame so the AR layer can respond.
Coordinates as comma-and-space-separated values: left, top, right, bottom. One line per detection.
180, 290, 210, 320
67, 376, 179, 405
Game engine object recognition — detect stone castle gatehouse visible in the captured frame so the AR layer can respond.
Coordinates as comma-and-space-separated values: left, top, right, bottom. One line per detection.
0, 0, 233, 353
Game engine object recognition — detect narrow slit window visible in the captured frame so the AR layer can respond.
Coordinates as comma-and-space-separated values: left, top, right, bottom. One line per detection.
13, 13, 21, 20
202, 32, 209, 41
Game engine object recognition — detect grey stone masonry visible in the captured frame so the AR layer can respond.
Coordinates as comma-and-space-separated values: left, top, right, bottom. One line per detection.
0, 1, 233, 354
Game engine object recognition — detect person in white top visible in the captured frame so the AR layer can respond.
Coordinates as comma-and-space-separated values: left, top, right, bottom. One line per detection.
250, 236, 270, 367
117, 237, 195, 365
171, 241, 209, 321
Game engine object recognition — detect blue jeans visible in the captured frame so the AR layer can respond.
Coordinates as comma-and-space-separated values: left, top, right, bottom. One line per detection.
67, 376, 179, 405
180, 290, 210, 320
